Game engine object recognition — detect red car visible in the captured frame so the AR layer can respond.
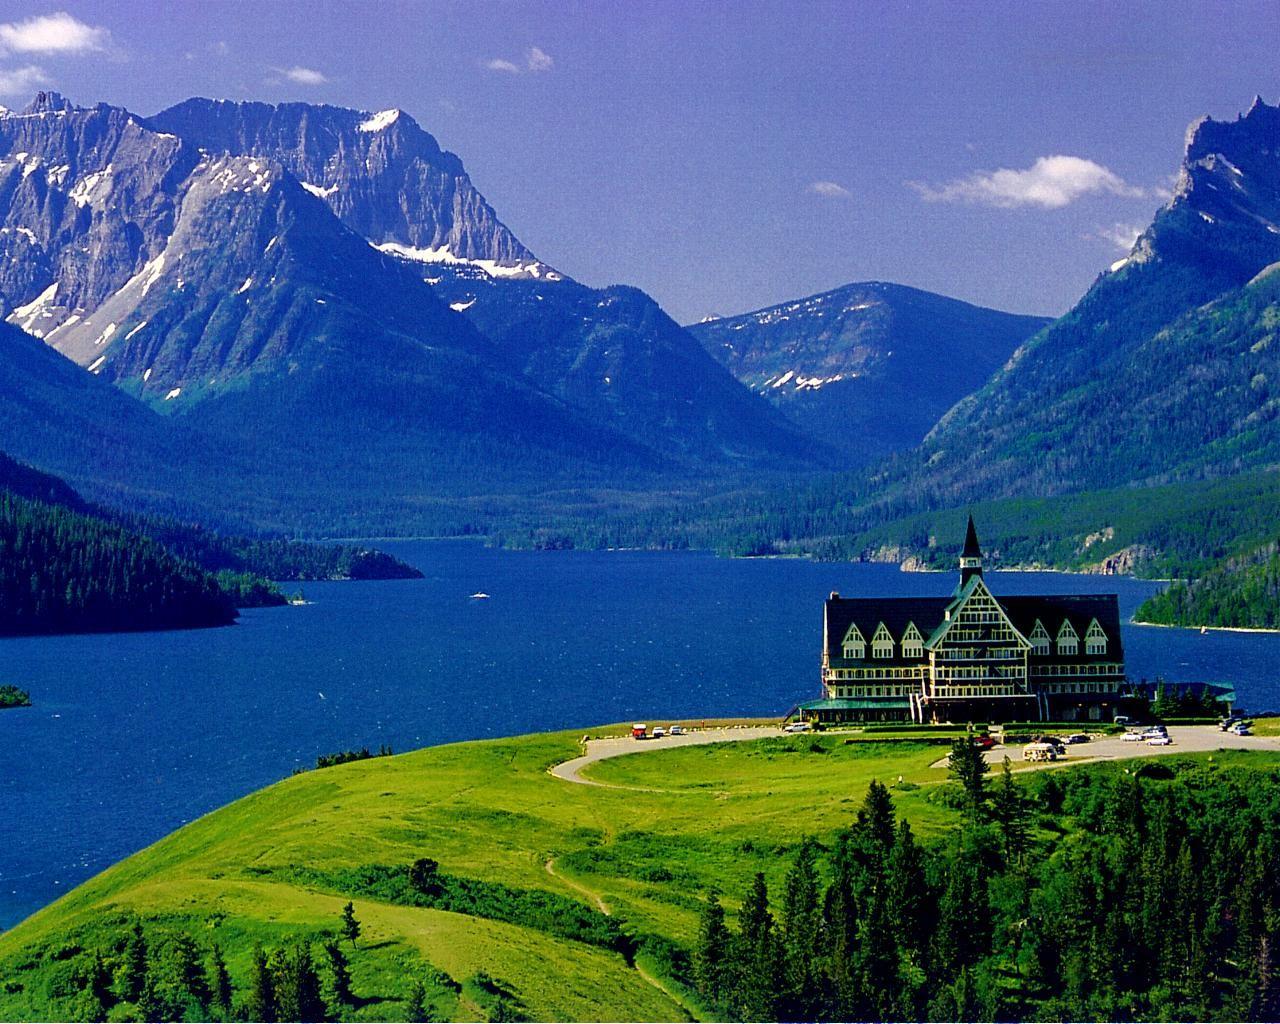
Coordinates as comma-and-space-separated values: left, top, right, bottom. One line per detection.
972, 735, 996, 750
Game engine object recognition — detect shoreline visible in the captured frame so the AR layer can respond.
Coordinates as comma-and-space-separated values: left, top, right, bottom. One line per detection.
1132, 619, 1280, 635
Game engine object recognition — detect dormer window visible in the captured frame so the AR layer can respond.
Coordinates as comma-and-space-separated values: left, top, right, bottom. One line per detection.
902, 622, 924, 659
1057, 620, 1078, 657
842, 623, 866, 660
1085, 619, 1108, 656
872, 623, 894, 660
1029, 620, 1050, 657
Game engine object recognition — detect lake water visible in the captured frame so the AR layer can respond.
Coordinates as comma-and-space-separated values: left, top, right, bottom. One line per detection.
2, 541, 1278, 928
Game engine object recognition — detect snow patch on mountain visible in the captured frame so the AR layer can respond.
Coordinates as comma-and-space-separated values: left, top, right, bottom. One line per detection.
358, 109, 401, 133
301, 181, 338, 199
373, 240, 562, 282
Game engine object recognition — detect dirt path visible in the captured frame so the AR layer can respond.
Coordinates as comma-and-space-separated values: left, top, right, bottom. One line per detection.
542, 856, 695, 1020
549, 725, 782, 786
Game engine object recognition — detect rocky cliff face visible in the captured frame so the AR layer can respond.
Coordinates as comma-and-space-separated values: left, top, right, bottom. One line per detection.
148, 98, 536, 267
0, 91, 827, 522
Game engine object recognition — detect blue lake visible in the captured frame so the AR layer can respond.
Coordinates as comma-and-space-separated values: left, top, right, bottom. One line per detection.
2, 541, 1279, 928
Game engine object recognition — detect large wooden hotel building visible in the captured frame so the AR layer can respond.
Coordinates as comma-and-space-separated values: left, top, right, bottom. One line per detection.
800, 518, 1132, 724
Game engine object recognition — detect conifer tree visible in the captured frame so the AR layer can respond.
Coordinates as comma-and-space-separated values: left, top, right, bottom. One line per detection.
207, 944, 232, 1021
735, 873, 781, 1022
992, 756, 1029, 865
341, 901, 362, 947
117, 921, 148, 1003
693, 892, 731, 1007
321, 939, 353, 1010
781, 838, 821, 1016
948, 735, 989, 816
243, 945, 277, 1023
406, 976, 432, 1022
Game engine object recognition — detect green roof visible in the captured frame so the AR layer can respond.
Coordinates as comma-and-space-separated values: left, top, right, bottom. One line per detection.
795, 697, 912, 711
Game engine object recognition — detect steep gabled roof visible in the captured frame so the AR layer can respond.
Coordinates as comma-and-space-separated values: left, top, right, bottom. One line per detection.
962, 514, 982, 559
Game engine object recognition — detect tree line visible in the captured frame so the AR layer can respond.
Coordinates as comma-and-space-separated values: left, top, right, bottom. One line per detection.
693, 743, 1280, 1021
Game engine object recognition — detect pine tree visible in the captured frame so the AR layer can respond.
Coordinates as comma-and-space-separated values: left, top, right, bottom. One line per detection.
780, 838, 821, 1017
992, 756, 1029, 865
693, 892, 731, 1007
735, 873, 780, 1021
243, 945, 277, 1023
341, 901, 362, 947
207, 944, 232, 1020
321, 939, 353, 1010
406, 976, 432, 1022
117, 921, 147, 1003
948, 735, 989, 816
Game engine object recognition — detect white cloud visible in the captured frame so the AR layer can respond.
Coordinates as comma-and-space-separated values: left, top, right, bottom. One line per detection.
526, 46, 553, 72
1091, 222, 1145, 251
273, 65, 327, 86
483, 47, 554, 74
0, 12, 109, 54
911, 155, 1149, 209
808, 180, 851, 199
0, 64, 50, 95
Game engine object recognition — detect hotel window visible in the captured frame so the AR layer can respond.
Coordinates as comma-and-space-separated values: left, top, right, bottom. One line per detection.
842, 623, 865, 660
872, 623, 894, 660
1029, 620, 1051, 657
902, 623, 924, 658
1085, 620, 1108, 656
1057, 621, 1078, 657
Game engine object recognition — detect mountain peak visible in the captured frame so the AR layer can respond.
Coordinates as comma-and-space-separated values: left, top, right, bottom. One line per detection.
357, 108, 401, 132
22, 91, 73, 115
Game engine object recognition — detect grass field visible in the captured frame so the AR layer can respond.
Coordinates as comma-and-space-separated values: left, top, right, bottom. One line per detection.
0, 727, 965, 1021
5, 727, 1271, 1021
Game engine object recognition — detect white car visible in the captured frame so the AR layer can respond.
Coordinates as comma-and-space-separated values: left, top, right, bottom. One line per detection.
1146, 735, 1172, 746
668, 725, 684, 736
652, 727, 666, 738
1122, 730, 1144, 742
1230, 723, 1251, 736
1141, 728, 1168, 740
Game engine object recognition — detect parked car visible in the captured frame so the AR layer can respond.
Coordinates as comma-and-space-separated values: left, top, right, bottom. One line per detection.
784, 721, 811, 733
972, 735, 997, 750
1141, 727, 1168, 740
1230, 722, 1252, 736
1066, 733, 1091, 744
1146, 735, 1173, 746
1220, 716, 1242, 731
1122, 730, 1144, 742
668, 725, 685, 736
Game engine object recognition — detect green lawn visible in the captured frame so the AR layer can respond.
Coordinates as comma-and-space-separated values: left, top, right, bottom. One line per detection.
0, 727, 970, 1021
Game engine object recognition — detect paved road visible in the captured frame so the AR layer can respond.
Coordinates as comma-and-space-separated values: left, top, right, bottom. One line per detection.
988, 724, 1280, 766
550, 724, 1280, 787
549, 725, 782, 785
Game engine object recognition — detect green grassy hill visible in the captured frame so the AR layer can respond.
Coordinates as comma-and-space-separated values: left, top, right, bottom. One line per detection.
4, 729, 1278, 1022
0, 729, 955, 1022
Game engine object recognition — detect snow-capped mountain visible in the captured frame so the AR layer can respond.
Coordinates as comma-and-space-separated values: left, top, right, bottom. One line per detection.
688, 283, 1049, 461
142, 96, 822, 465
148, 98, 539, 271
0, 92, 824, 524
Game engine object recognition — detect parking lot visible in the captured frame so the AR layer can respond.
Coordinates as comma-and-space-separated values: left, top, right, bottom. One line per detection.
990, 724, 1280, 766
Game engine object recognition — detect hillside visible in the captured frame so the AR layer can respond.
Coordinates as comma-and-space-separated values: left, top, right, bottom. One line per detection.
901, 97, 1280, 504
0, 489, 238, 636
688, 283, 1049, 460
1, 729, 1277, 1021
1136, 540, 1280, 629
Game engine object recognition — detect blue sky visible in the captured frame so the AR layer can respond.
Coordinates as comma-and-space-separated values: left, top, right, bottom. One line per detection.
0, 1, 1276, 322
